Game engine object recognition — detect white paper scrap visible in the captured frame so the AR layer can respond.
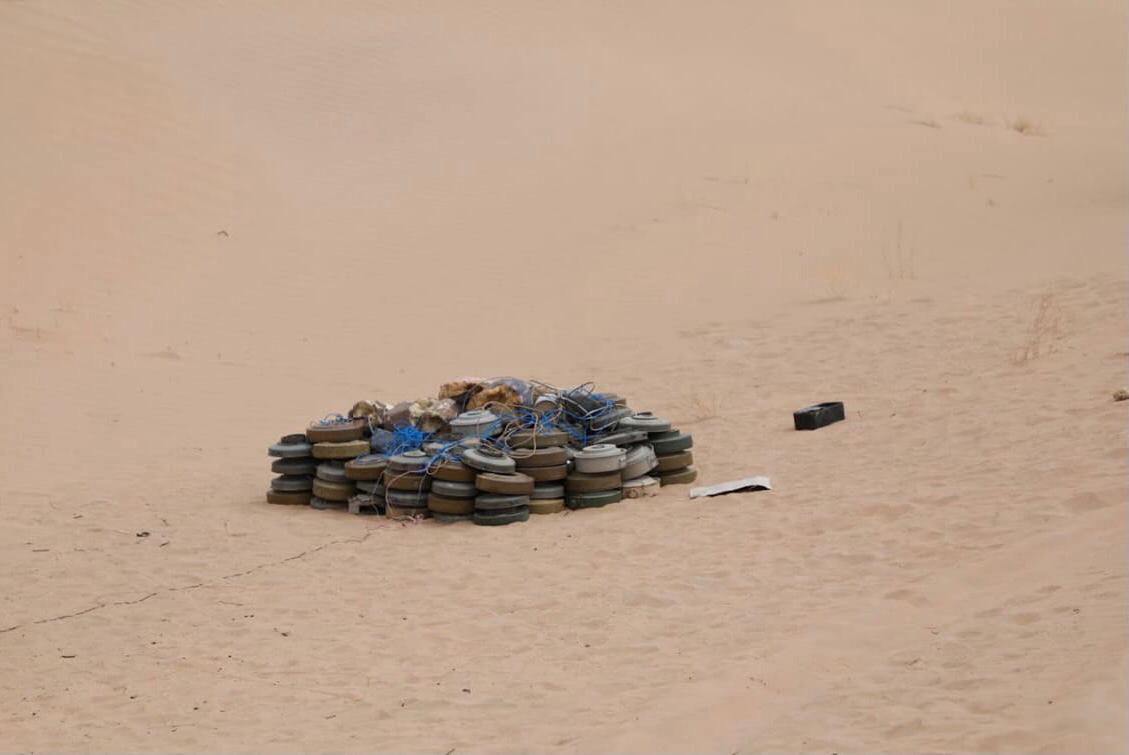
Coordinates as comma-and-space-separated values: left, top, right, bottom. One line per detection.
689, 476, 772, 499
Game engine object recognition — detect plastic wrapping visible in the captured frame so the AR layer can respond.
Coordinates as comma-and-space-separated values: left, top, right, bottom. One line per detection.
437, 376, 536, 412
466, 377, 534, 411
438, 377, 487, 408
412, 397, 458, 433
382, 401, 413, 430
349, 399, 387, 430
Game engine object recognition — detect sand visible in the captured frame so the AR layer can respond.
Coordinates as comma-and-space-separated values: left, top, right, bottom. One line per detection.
1, 1, 1126, 752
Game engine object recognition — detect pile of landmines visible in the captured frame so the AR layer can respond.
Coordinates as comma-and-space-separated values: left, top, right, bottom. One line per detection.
265, 377, 696, 526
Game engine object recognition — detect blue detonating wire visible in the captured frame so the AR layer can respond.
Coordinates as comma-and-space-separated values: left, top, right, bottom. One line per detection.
384, 425, 431, 458
423, 439, 466, 474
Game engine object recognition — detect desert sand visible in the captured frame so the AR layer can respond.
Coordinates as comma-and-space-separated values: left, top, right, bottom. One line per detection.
1, 1, 1126, 752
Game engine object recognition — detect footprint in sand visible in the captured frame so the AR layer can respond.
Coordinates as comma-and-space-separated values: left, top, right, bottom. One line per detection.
883, 588, 930, 607
142, 348, 182, 360
1061, 491, 1114, 513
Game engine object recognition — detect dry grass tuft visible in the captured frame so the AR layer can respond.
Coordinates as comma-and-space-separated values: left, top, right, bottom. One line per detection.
912, 118, 941, 129
823, 259, 850, 299
1008, 116, 1044, 136
1013, 289, 1064, 365
673, 393, 723, 426
954, 111, 988, 126
881, 220, 915, 281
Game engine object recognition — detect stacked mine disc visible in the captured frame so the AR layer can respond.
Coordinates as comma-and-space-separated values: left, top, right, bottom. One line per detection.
462, 444, 529, 525
622, 412, 696, 487
449, 409, 499, 441
344, 453, 388, 514
513, 443, 569, 515
620, 442, 660, 499
308, 418, 368, 509
509, 424, 572, 515
267, 433, 316, 505
591, 427, 654, 498
428, 453, 477, 522
566, 443, 626, 510
384, 449, 431, 519
507, 424, 572, 453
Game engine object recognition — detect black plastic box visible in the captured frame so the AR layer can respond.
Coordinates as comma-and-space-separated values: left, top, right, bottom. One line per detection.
793, 401, 845, 430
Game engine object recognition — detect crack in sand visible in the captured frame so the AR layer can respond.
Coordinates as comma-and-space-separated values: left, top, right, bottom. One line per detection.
0, 530, 376, 635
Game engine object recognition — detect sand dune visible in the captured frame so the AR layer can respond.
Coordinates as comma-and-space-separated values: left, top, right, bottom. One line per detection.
1, 1, 1125, 752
